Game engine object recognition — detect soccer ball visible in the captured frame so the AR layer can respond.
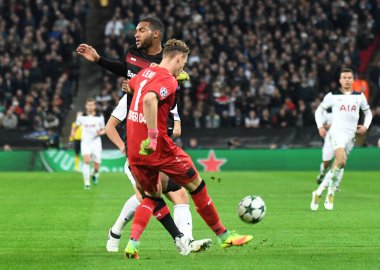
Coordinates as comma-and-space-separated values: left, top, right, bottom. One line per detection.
237, 195, 266, 224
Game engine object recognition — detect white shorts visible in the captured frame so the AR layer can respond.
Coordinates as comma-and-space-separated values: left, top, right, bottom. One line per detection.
124, 159, 136, 186
327, 131, 355, 156
322, 134, 334, 161
81, 140, 102, 164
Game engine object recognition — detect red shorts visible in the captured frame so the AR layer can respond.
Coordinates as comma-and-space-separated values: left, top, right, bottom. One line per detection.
130, 148, 198, 194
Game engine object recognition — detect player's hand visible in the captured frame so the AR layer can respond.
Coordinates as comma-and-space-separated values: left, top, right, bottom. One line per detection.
139, 128, 159, 156
356, 125, 368, 135
318, 127, 327, 138
120, 145, 126, 155
176, 70, 190, 85
122, 79, 133, 94
139, 138, 157, 155
76, 44, 100, 62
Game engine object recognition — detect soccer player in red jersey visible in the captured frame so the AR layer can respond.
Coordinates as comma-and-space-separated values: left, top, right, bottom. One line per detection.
124, 39, 253, 259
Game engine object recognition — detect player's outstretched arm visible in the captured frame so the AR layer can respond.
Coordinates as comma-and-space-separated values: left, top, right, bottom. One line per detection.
76, 44, 100, 62
76, 43, 125, 77
105, 116, 125, 154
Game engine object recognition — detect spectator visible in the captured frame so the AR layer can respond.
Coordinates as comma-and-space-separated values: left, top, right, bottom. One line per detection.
3, 108, 18, 130
205, 107, 221, 128
245, 110, 260, 128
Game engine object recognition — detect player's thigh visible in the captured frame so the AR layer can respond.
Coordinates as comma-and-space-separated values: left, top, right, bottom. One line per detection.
91, 142, 102, 164
159, 148, 199, 187
130, 165, 160, 195
322, 136, 334, 162
124, 159, 137, 186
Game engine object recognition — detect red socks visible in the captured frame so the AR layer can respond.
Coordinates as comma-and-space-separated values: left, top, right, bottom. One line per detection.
130, 197, 158, 241
190, 181, 226, 236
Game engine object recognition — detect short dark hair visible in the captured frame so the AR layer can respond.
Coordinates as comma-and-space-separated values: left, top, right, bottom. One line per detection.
340, 68, 354, 76
140, 17, 164, 41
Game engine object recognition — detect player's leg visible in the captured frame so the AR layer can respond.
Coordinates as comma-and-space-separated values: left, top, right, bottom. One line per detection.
317, 135, 334, 184
82, 154, 91, 189
162, 148, 253, 249
185, 176, 253, 248
74, 140, 81, 172
165, 185, 212, 252
91, 144, 102, 185
107, 185, 142, 252
125, 166, 189, 259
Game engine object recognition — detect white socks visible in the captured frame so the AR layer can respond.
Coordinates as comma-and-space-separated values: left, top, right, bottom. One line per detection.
173, 204, 193, 240
320, 162, 329, 175
82, 163, 90, 187
111, 194, 140, 236
316, 167, 344, 196
110, 198, 194, 240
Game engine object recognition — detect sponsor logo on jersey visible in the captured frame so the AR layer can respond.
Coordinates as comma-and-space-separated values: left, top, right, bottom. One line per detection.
130, 57, 136, 61
339, 104, 357, 112
127, 109, 146, 123
127, 69, 136, 78
160, 87, 168, 98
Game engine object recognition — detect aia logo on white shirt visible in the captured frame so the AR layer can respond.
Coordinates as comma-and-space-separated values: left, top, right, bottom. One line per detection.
160, 87, 168, 98
339, 104, 357, 112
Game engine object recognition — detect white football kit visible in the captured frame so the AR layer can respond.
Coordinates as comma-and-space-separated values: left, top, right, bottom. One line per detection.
315, 90, 372, 155
111, 94, 180, 186
76, 114, 105, 163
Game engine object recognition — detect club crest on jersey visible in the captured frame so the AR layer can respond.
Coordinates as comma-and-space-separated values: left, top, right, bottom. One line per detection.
160, 87, 168, 98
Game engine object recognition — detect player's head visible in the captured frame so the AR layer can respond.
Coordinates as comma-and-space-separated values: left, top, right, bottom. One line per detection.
85, 98, 96, 114
162, 39, 190, 77
135, 17, 164, 50
339, 68, 354, 91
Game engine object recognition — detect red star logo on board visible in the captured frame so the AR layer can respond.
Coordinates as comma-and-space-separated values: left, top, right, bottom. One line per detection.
197, 150, 227, 172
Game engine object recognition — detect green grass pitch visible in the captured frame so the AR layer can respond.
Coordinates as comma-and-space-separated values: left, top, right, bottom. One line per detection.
1, 171, 379, 270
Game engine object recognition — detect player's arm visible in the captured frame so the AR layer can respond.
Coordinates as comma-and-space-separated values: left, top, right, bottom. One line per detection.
315, 106, 327, 138
76, 43, 125, 77
139, 92, 159, 155
357, 109, 373, 135
315, 93, 332, 138
106, 116, 126, 154
106, 95, 128, 154
357, 93, 373, 135
170, 104, 181, 138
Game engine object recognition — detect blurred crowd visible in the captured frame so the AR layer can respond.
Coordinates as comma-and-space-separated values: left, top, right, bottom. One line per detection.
0, 0, 88, 133
1, 0, 380, 135
98, 0, 380, 129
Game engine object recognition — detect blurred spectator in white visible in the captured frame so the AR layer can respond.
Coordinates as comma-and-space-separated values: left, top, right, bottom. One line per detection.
205, 107, 221, 128
245, 110, 260, 128
2, 108, 18, 130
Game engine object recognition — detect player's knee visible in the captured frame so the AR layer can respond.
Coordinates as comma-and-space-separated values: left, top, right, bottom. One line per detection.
169, 187, 189, 204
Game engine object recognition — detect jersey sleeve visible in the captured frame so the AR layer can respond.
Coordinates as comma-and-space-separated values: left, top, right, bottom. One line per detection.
170, 104, 180, 121
76, 116, 82, 126
360, 93, 370, 111
99, 115, 105, 129
150, 75, 178, 101
111, 94, 128, 121
319, 93, 333, 110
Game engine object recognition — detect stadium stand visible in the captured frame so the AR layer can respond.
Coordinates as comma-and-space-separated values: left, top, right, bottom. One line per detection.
0, 0, 88, 147
1, 0, 380, 149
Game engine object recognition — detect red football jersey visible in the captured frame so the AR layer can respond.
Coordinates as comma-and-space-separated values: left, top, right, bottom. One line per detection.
127, 66, 178, 165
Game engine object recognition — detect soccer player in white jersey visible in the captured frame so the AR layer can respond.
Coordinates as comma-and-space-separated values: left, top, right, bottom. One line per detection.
105, 93, 212, 253
75, 98, 105, 189
311, 68, 373, 211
